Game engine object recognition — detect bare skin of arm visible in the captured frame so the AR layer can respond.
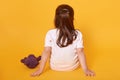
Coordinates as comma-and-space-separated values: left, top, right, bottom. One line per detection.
76, 48, 95, 76
31, 47, 51, 77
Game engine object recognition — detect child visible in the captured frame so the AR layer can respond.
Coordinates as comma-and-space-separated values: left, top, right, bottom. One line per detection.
31, 4, 95, 77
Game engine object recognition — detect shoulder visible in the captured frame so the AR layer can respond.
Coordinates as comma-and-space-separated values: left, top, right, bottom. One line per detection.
45, 28, 58, 37
47, 28, 57, 33
75, 29, 83, 36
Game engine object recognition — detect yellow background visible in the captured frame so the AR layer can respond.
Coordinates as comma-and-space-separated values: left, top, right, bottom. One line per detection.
0, 0, 120, 80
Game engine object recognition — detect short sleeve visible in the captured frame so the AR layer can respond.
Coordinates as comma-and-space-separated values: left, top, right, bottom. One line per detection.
44, 31, 52, 47
76, 31, 84, 48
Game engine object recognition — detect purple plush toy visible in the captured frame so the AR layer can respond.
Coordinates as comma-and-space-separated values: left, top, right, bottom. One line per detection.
21, 54, 41, 69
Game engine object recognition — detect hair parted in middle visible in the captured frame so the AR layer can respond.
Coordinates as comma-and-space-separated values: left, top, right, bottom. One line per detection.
54, 4, 78, 47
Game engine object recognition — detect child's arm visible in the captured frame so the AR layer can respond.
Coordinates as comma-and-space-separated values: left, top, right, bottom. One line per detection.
31, 47, 51, 77
76, 48, 95, 76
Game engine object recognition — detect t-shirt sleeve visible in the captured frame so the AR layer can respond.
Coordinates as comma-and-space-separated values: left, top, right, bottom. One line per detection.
44, 31, 52, 47
76, 31, 84, 48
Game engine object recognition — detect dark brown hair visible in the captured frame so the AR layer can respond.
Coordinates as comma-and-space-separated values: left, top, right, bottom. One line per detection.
54, 4, 77, 47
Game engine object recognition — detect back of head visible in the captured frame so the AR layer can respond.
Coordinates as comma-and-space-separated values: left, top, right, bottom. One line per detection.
54, 4, 77, 47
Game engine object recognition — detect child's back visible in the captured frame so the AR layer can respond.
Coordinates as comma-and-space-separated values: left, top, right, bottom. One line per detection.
45, 29, 83, 71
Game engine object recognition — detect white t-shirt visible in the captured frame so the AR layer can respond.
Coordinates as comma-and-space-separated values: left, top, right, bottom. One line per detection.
44, 28, 84, 71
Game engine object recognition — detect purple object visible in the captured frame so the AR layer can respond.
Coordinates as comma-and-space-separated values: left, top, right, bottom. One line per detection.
21, 54, 41, 69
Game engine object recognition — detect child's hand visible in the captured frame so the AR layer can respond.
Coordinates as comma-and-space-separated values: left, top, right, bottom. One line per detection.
31, 70, 42, 77
84, 69, 95, 76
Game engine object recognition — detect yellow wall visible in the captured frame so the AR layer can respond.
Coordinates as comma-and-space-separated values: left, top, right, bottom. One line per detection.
0, 0, 120, 80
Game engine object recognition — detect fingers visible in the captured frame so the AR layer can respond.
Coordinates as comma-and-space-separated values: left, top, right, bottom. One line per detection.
86, 72, 95, 76
31, 73, 39, 77
85, 70, 95, 77
31, 72, 41, 77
